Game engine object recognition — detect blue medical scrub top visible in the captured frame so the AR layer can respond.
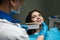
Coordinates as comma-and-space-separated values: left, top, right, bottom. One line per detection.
29, 28, 60, 40
29, 32, 39, 40
0, 10, 19, 23
45, 27, 60, 40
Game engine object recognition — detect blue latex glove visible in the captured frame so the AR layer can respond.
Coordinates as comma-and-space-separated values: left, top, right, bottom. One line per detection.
39, 22, 48, 36
21, 24, 28, 31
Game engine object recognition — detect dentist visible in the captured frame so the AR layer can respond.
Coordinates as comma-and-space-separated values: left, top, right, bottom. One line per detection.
0, 0, 29, 40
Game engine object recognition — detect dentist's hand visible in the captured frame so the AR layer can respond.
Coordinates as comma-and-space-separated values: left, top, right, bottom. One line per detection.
39, 22, 48, 36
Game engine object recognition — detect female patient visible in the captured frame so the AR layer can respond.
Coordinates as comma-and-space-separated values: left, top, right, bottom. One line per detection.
25, 10, 48, 40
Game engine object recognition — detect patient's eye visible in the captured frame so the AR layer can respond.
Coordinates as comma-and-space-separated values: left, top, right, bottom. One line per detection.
38, 14, 42, 17
32, 15, 36, 19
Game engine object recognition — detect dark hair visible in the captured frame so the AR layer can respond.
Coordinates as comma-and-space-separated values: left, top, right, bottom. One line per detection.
25, 10, 42, 23
25, 10, 42, 35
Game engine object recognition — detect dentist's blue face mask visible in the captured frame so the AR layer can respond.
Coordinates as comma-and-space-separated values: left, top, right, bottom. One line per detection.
10, 6, 21, 14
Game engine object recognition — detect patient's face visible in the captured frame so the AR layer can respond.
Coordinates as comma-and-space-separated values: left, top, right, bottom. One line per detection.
31, 11, 44, 24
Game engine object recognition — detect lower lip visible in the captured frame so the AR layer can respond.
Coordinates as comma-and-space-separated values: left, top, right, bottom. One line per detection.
37, 21, 41, 22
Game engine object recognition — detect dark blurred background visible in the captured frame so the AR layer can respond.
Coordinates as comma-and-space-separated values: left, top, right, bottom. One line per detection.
12, 0, 60, 25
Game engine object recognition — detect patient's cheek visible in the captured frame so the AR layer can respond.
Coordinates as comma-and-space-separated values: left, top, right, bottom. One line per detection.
32, 18, 37, 22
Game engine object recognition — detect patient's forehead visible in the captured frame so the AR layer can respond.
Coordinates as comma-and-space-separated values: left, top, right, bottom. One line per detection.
32, 11, 41, 16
